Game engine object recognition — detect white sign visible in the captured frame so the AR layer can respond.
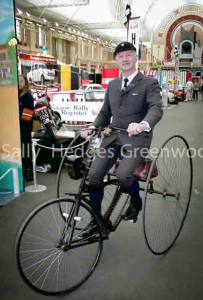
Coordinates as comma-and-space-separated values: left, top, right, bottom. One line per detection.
51, 101, 103, 122
102, 78, 115, 85
51, 93, 72, 102
163, 61, 175, 67
128, 17, 140, 60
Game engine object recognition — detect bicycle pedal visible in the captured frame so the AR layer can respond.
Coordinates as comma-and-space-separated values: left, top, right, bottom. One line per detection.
121, 215, 138, 223
128, 218, 137, 223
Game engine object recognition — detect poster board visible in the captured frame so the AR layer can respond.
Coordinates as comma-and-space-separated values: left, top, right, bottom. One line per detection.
50, 90, 106, 122
0, 0, 23, 194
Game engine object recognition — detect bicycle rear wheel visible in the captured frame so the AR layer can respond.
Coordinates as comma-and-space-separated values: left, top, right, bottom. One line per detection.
143, 135, 193, 255
15, 198, 103, 295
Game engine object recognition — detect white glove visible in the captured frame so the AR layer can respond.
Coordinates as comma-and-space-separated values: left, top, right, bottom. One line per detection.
127, 122, 147, 137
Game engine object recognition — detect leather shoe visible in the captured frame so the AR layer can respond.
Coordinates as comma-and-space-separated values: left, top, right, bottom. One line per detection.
123, 204, 141, 222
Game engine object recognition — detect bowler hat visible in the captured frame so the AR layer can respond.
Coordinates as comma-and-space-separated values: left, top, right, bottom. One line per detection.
114, 41, 136, 57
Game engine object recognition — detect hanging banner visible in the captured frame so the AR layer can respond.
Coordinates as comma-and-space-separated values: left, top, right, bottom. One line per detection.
19, 53, 57, 64
101, 68, 120, 88
127, 17, 140, 67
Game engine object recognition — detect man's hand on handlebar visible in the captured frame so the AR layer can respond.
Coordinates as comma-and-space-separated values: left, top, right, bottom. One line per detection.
81, 125, 96, 140
127, 122, 147, 137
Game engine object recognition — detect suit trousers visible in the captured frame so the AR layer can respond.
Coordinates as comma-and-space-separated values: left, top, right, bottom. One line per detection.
186, 90, 193, 101
193, 90, 199, 101
89, 137, 146, 188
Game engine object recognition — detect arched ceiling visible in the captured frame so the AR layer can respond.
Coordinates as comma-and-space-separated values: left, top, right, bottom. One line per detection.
14, 0, 203, 46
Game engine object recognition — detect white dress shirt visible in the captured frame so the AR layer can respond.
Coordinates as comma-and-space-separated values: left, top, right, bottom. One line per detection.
121, 70, 138, 90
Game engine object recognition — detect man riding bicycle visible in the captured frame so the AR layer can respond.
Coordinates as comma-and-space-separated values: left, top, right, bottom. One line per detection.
81, 41, 163, 232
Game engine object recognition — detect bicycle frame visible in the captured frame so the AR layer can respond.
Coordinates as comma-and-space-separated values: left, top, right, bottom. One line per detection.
56, 126, 178, 242
55, 129, 126, 238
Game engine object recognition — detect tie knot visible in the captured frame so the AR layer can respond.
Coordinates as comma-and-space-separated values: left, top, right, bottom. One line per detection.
123, 78, 129, 90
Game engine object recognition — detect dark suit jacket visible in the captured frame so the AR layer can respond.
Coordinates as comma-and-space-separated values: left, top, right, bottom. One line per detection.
93, 72, 163, 151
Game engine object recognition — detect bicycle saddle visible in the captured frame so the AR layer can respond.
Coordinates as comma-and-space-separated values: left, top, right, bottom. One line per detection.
113, 158, 158, 180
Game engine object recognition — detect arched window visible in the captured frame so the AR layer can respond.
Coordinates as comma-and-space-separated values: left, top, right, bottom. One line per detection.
181, 42, 192, 54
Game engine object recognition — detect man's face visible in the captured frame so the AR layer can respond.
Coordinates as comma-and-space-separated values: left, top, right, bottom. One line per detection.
115, 50, 137, 73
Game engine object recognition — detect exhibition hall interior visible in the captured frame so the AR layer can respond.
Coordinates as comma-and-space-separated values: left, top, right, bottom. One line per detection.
0, 1, 203, 299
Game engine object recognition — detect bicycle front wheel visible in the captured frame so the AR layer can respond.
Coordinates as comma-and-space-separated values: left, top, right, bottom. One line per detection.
15, 198, 103, 295
143, 135, 193, 255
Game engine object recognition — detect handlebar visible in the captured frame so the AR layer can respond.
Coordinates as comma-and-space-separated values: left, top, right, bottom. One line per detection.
79, 126, 127, 139
30, 81, 58, 97
87, 126, 127, 132
79, 126, 127, 133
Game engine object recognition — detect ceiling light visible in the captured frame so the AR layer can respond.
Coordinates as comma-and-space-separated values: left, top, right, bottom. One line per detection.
50, 28, 55, 31
65, 32, 69, 35
43, 18, 47, 22
17, 8, 22, 14
55, 22, 59, 27
27, 20, 32, 24
97, 37, 100, 41
78, 30, 80, 34
8, 37, 18, 46
73, 29, 76, 33
26, 12, 30, 17
58, 30, 63, 34
68, 27, 72, 31
82, 32, 85, 36
85, 34, 88, 37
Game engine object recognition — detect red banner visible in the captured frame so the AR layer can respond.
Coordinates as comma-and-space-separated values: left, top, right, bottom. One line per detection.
19, 53, 57, 64
81, 79, 90, 86
101, 68, 120, 88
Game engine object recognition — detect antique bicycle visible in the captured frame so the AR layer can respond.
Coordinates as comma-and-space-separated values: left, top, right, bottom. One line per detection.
15, 126, 193, 295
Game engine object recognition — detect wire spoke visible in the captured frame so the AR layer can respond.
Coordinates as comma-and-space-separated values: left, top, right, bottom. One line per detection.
144, 136, 192, 254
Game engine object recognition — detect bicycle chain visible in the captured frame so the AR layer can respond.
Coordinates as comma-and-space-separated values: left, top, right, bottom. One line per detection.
113, 194, 130, 227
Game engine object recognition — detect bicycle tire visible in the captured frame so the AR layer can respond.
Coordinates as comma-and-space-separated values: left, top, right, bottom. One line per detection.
143, 135, 193, 255
15, 197, 103, 295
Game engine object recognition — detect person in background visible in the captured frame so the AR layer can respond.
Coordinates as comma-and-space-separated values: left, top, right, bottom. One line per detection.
193, 79, 200, 101
18, 75, 34, 181
185, 80, 194, 101
200, 81, 203, 101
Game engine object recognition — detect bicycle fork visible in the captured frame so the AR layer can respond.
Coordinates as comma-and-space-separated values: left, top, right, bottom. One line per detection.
57, 197, 82, 250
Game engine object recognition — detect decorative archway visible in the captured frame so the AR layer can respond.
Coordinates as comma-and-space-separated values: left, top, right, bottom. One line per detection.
166, 15, 203, 60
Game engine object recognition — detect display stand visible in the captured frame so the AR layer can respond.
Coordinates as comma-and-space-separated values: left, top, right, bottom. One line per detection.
25, 140, 47, 193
